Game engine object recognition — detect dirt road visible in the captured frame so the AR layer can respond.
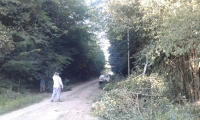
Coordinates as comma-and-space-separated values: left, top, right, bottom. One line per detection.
0, 79, 103, 120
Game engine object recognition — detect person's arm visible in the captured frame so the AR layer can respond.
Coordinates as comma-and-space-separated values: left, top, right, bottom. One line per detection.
59, 78, 64, 89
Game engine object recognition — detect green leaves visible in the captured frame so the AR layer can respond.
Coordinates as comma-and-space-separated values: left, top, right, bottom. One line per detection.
0, 0, 105, 91
138, 0, 200, 58
18, 49, 41, 56
55, 54, 73, 66
0, 23, 14, 59
2, 60, 39, 72
101, 0, 200, 102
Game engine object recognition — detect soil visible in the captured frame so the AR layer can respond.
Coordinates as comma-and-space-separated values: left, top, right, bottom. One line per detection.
0, 79, 104, 120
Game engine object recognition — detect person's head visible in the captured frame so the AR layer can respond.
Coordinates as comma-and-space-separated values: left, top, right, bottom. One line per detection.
54, 72, 59, 76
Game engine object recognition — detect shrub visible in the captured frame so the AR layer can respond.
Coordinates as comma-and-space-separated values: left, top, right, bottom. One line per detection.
91, 74, 198, 120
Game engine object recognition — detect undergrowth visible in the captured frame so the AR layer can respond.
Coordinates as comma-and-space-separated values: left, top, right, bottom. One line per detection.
0, 89, 49, 115
91, 73, 199, 120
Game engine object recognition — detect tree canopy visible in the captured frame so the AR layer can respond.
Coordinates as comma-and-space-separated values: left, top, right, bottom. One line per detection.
94, 0, 200, 102
0, 0, 105, 91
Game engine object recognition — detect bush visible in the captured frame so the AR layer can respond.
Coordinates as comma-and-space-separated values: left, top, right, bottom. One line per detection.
91, 89, 197, 120
99, 81, 109, 89
103, 74, 126, 91
91, 74, 198, 120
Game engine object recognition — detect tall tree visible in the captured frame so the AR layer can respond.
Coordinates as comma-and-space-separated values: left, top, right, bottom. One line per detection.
102, 0, 200, 102
0, 0, 105, 91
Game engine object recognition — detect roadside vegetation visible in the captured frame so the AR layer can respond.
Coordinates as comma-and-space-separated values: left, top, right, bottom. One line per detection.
90, 0, 200, 119
0, 83, 73, 115
91, 74, 200, 120
0, 89, 49, 115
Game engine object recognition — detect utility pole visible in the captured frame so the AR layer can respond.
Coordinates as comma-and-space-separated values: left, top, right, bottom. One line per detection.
127, 29, 130, 76
143, 56, 148, 77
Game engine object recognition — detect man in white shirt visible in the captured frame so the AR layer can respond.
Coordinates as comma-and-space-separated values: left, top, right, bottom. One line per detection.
51, 72, 64, 102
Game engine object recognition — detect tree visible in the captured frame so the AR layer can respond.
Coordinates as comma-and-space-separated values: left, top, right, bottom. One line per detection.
0, 23, 14, 60
102, 0, 200, 102
0, 0, 105, 92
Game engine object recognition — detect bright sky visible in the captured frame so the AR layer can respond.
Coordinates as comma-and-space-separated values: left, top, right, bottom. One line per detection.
85, 0, 112, 75
85, 0, 110, 62
85, 0, 97, 5
97, 32, 110, 63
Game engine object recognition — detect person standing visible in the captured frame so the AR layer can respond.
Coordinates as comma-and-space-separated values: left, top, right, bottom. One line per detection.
40, 77, 45, 92
51, 72, 64, 102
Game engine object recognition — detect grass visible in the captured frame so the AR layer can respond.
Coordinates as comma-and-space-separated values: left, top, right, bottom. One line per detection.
0, 89, 50, 115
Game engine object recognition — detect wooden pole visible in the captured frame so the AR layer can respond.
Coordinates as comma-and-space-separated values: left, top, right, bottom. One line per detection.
127, 29, 130, 76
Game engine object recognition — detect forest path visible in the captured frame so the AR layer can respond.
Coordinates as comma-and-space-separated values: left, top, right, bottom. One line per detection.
0, 79, 103, 120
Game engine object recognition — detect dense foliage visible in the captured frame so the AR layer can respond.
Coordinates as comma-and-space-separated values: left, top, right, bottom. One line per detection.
91, 74, 199, 120
89, 0, 200, 119
95, 0, 200, 102
0, 0, 105, 92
